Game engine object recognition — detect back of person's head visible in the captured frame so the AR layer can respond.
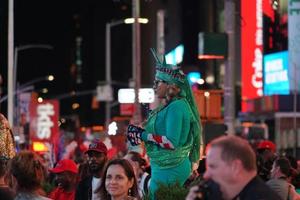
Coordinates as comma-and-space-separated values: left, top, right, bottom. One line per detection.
210, 135, 257, 172
286, 155, 298, 170
9, 150, 45, 192
98, 158, 139, 200
274, 157, 291, 177
125, 151, 147, 169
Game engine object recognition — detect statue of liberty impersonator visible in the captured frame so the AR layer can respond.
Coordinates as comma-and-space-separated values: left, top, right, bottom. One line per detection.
126, 49, 202, 198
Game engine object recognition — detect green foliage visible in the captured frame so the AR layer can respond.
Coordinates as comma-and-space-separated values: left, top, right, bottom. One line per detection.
142, 182, 189, 200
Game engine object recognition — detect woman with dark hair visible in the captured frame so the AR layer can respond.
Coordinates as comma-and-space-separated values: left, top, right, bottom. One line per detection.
96, 158, 140, 200
267, 156, 300, 200
9, 151, 51, 200
124, 151, 151, 197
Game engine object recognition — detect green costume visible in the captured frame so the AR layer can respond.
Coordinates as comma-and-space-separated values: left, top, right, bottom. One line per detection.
141, 49, 202, 197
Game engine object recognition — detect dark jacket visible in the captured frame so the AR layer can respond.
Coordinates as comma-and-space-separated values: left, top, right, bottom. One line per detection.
233, 176, 281, 200
75, 176, 93, 200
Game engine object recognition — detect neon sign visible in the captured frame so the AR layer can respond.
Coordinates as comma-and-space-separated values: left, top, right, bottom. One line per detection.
37, 103, 55, 139
241, 0, 264, 111
30, 100, 59, 142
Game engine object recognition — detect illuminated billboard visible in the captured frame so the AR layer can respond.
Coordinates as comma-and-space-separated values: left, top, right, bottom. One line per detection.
263, 51, 290, 95
241, 0, 264, 111
165, 45, 184, 65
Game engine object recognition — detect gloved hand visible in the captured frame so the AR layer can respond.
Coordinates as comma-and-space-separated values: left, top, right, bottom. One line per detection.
127, 124, 145, 146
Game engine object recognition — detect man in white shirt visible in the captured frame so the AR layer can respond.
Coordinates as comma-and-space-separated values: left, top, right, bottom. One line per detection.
75, 139, 108, 200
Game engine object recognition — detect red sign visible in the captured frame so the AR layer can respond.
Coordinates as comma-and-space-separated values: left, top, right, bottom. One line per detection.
29, 100, 60, 149
120, 103, 135, 116
241, 0, 264, 111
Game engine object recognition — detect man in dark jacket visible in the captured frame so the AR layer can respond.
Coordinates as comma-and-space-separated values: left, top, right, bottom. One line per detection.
75, 139, 108, 200
186, 135, 281, 200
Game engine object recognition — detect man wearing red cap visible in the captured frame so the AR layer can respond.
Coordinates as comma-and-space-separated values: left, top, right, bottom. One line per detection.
49, 159, 78, 200
75, 139, 108, 200
256, 140, 277, 181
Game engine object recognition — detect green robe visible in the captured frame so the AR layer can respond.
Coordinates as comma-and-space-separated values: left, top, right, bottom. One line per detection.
141, 98, 193, 197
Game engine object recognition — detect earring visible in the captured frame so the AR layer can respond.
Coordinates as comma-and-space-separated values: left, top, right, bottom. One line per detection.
128, 188, 132, 196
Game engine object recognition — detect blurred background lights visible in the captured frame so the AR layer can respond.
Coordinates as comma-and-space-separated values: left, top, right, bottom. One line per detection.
37, 97, 43, 103
108, 121, 118, 135
33, 141, 48, 152
197, 78, 205, 85
165, 44, 184, 65
205, 75, 215, 84
41, 88, 48, 94
47, 75, 55, 81
187, 72, 201, 85
72, 103, 80, 110
204, 91, 210, 97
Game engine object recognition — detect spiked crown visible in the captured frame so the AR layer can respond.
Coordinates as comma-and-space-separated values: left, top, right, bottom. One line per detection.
151, 48, 185, 87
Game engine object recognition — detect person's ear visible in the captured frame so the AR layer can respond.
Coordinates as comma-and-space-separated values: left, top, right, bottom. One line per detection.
128, 178, 134, 189
231, 159, 243, 177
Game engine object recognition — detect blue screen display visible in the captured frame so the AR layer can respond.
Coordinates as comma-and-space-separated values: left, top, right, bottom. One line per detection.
263, 51, 290, 95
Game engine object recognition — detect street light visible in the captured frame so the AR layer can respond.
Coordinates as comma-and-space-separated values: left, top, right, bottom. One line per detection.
124, 18, 149, 24
8, 44, 53, 127
14, 44, 54, 90
0, 75, 55, 104
19, 75, 54, 89
105, 17, 148, 128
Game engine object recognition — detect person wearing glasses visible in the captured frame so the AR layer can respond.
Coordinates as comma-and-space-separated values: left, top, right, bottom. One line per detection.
126, 49, 202, 198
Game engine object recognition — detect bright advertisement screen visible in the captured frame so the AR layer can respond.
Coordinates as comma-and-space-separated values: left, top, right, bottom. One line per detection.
241, 0, 264, 111
165, 45, 184, 65
263, 51, 290, 95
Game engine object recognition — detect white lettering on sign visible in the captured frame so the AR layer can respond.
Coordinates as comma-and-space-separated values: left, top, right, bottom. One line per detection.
265, 70, 288, 84
251, 48, 263, 96
256, 0, 263, 45
265, 59, 283, 72
265, 57, 288, 84
37, 103, 54, 139
250, 0, 263, 97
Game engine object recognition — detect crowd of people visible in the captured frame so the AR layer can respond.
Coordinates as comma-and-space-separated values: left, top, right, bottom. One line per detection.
0, 138, 144, 200
2, 135, 300, 200
2, 125, 300, 200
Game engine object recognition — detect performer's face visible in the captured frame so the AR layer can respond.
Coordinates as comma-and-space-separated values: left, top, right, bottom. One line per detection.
153, 79, 168, 99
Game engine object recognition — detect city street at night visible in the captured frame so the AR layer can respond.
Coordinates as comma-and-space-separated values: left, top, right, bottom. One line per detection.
1, 0, 300, 199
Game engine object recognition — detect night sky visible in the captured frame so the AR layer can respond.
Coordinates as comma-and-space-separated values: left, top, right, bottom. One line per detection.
0, 0, 134, 125
0, 0, 202, 126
